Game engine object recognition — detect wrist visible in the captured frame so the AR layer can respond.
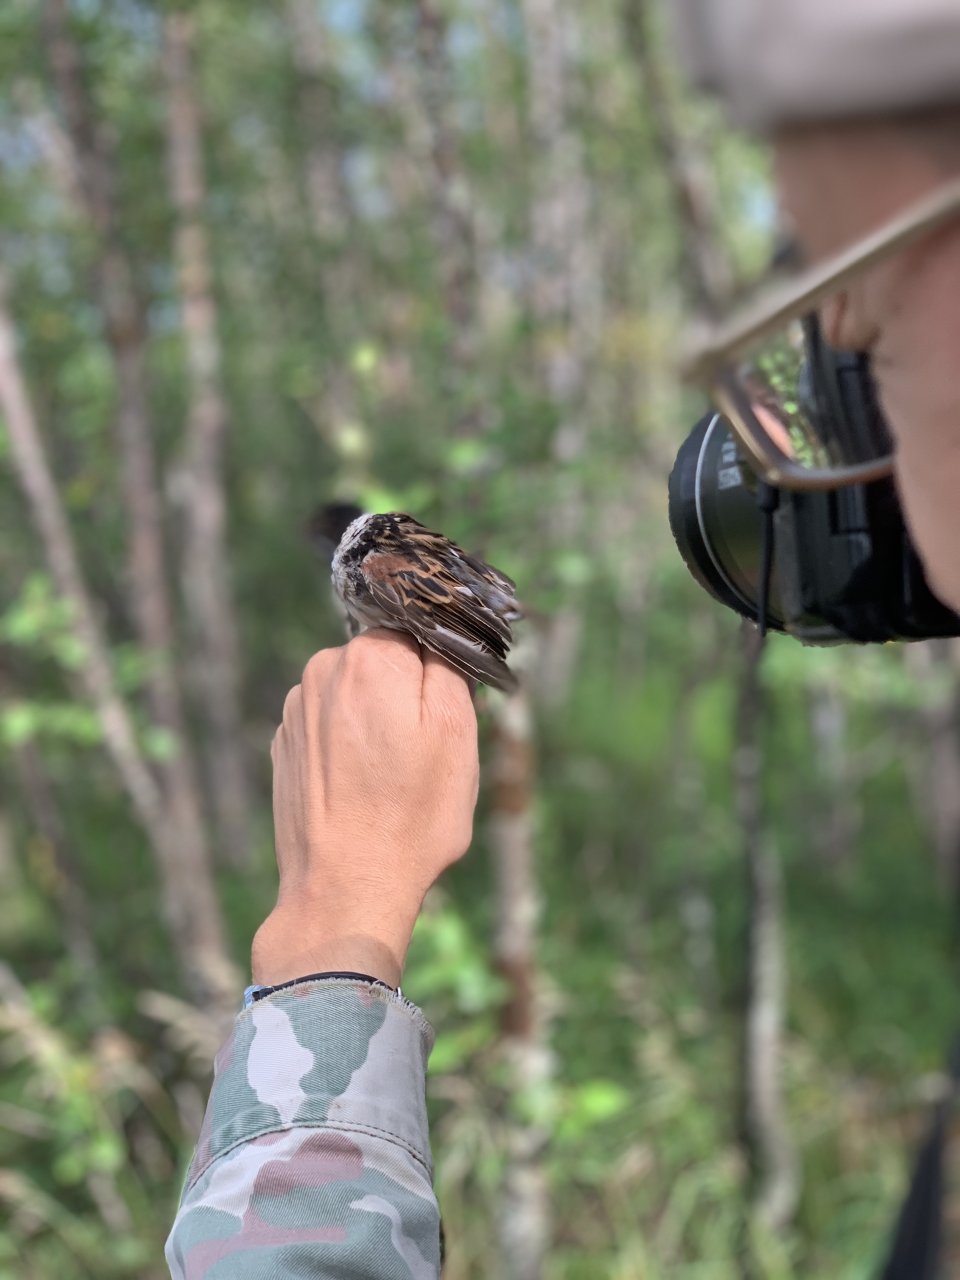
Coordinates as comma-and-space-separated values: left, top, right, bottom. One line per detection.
251, 905, 414, 990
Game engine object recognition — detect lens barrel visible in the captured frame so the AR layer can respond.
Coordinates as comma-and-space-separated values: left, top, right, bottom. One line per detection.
671, 325, 960, 645
668, 412, 785, 630
669, 411, 960, 644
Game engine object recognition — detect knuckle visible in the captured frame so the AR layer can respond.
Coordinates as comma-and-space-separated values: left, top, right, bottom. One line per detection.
281, 684, 302, 722
349, 629, 420, 678
302, 647, 339, 687
341, 634, 370, 667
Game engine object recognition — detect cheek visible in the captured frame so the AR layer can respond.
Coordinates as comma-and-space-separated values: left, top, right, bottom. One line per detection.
871, 244, 960, 613
886, 354, 960, 610
893, 442, 960, 612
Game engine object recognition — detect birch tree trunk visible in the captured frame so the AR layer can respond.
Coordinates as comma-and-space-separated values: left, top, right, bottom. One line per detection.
367, 2, 431, 215
904, 640, 960, 895
42, 0, 224, 970
285, 0, 354, 243
520, 0, 605, 709
735, 625, 799, 1232
489, 684, 551, 1280
413, 0, 479, 426
808, 676, 861, 871
162, 11, 251, 869
624, 0, 797, 1232
404, 8, 552, 1264
286, 0, 373, 493
521, 0, 602, 455
0, 280, 236, 1018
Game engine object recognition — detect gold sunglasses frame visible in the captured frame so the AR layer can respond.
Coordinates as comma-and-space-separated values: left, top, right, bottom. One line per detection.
681, 177, 960, 491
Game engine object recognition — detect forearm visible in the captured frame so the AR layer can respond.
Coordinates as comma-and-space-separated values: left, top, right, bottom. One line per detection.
165, 979, 441, 1279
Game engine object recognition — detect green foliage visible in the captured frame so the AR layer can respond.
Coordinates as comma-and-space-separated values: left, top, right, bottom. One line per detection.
1, 575, 86, 671
0, 700, 99, 747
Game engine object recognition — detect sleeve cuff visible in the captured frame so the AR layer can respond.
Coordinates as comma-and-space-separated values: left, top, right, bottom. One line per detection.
186, 979, 435, 1189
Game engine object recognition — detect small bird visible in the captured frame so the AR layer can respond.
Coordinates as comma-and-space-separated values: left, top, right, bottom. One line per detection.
330, 511, 522, 693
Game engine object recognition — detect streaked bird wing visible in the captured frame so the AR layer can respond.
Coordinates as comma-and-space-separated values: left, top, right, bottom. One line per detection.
361, 550, 519, 693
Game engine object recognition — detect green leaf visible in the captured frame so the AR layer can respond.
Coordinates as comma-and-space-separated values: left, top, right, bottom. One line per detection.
50, 633, 88, 671
350, 342, 379, 375
445, 438, 488, 476
554, 1080, 632, 1143
358, 483, 435, 517
553, 551, 593, 587
0, 702, 39, 745
52, 1150, 85, 1187
87, 1132, 124, 1175
571, 1079, 632, 1124
142, 726, 179, 762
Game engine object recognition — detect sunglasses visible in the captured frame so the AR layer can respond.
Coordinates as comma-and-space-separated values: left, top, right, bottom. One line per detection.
681, 177, 960, 491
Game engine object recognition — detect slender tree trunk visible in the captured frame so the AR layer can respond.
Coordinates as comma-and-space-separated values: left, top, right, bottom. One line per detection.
520, 0, 605, 708
622, 1, 797, 1231
286, 0, 375, 499
42, 0, 236, 1017
408, 9, 552, 1260
0, 279, 236, 1017
808, 676, 861, 871
735, 624, 799, 1232
286, 0, 354, 242
163, 11, 251, 869
367, 2, 429, 213
622, 0, 733, 314
413, 0, 480, 431
904, 640, 960, 895
489, 685, 551, 1280
44, 0, 188, 725
521, 0, 602, 452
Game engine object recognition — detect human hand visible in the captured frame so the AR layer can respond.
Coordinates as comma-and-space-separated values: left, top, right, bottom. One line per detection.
251, 630, 479, 989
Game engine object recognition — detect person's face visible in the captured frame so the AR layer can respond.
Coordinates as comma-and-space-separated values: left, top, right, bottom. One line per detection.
837, 230, 960, 614
776, 124, 960, 611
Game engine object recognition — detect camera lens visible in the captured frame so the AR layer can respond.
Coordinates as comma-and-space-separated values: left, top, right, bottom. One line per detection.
668, 412, 785, 630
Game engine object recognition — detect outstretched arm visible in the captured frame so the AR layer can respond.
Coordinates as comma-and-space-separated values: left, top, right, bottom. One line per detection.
167, 631, 479, 1278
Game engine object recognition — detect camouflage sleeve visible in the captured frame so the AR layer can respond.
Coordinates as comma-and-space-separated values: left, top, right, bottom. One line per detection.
165, 977, 441, 1279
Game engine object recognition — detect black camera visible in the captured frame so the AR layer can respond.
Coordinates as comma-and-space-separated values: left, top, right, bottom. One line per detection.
668, 321, 960, 643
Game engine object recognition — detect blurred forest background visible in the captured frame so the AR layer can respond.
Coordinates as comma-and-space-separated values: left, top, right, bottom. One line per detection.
2, 1, 960, 1277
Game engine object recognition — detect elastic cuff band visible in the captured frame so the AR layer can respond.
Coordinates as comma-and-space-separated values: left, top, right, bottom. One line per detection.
242, 971, 396, 1010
